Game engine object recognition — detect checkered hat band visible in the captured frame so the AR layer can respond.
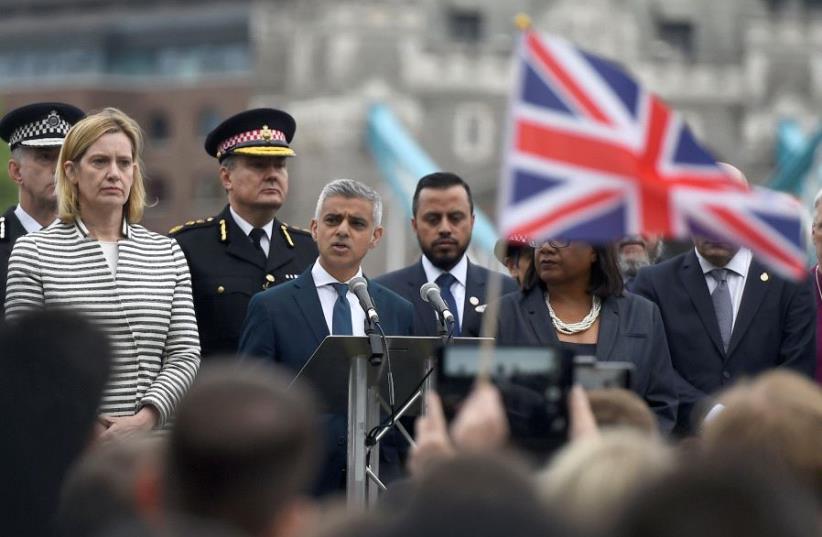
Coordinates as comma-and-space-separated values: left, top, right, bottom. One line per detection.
9, 112, 71, 147
218, 128, 287, 155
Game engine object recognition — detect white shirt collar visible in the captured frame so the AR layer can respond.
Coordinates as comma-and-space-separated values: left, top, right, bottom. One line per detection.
14, 205, 48, 234
311, 258, 364, 287
695, 246, 752, 278
229, 206, 274, 240
421, 254, 468, 287
74, 215, 131, 240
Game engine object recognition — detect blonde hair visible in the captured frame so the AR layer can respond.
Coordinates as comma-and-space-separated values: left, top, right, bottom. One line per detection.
702, 370, 822, 500
56, 107, 146, 223
537, 429, 675, 531
587, 388, 658, 435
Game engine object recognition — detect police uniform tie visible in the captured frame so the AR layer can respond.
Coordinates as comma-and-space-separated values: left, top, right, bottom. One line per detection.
249, 228, 267, 263
435, 272, 461, 336
331, 282, 353, 335
709, 268, 733, 352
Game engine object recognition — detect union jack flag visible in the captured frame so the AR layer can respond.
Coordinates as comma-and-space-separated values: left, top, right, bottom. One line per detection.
499, 30, 807, 279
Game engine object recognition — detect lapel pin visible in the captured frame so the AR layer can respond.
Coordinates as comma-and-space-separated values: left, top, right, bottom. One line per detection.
760, 272, 769, 282
475, 304, 487, 313
469, 296, 479, 306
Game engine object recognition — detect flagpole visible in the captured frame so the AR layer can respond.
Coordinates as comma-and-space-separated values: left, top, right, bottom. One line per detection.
513, 13, 532, 32
477, 14, 533, 381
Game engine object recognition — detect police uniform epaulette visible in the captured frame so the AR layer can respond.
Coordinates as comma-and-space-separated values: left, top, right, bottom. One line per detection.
168, 217, 215, 235
281, 222, 311, 236
278, 222, 312, 249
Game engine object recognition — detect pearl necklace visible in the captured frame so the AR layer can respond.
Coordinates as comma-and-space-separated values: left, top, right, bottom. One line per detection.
544, 292, 602, 335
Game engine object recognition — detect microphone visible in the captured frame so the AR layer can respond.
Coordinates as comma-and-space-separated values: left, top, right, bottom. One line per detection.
349, 276, 380, 324
420, 282, 455, 325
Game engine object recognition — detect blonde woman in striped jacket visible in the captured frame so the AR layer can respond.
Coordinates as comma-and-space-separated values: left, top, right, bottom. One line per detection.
5, 108, 200, 438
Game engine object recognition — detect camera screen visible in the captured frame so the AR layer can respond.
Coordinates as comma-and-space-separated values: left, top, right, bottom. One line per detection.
437, 345, 574, 460
574, 361, 634, 390
443, 346, 562, 378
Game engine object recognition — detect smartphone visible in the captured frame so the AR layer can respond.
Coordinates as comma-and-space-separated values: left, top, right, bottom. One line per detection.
573, 356, 634, 390
437, 345, 574, 458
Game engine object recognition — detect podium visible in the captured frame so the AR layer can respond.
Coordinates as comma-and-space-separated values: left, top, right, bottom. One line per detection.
293, 335, 489, 508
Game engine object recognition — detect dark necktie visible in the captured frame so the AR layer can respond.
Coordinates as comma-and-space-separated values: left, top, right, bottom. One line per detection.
331, 282, 353, 335
435, 272, 461, 336
710, 268, 733, 351
249, 228, 267, 263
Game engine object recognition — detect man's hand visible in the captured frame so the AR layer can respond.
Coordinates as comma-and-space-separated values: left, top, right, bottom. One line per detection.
569, 385, 600, 441
451, 380, 509, 451
99, 407, 159, 441
409, 382, 510, 476
409, 392, 455, 476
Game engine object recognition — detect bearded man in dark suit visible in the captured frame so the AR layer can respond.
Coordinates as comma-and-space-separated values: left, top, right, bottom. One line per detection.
376, 172, 518, 337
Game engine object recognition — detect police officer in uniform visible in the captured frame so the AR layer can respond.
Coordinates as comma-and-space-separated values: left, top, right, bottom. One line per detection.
171, 108, 317, 358
0, 102, 85, 306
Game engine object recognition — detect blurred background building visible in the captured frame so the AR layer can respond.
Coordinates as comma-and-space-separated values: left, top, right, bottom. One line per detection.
2, 0, 821, 272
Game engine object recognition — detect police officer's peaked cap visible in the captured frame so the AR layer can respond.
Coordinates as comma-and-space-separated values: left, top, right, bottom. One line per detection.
205, 108, 296, 161
0, 102, 85, 150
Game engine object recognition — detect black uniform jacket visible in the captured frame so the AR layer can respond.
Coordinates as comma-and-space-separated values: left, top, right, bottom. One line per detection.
0, 206, 28, 309
170, 204, 318, 358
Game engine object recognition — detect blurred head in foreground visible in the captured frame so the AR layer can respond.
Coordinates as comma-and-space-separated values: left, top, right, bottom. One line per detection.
165, 360, 320, 537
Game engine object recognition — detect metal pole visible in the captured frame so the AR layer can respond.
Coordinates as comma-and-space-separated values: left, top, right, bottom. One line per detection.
347, 355, 369, 508
366, 384, 381, 507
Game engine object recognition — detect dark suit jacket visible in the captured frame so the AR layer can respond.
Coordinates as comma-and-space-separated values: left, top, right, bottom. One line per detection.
496, 286, 679, 432
374, 257, 519, 337
237, 266, 414, 494
171, 204, 317, 358
632, 250, 816, 431
0, 206, 28, 309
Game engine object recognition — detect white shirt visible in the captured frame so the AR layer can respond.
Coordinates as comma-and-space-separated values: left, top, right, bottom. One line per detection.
230, 206, 273, 257
14, 205, 50, 234
98, 241, 119, 275
311, 259, 366, 337
695, 247, 752, 329
421, 254, 468, 329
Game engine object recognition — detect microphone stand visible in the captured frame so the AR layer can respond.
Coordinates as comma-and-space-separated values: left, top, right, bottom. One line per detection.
364, 317, 384, 366
435, 311, 449, 339
436, 311, 456, 344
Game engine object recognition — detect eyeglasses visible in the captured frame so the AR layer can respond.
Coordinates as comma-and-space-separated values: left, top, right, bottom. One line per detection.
530, 239, 571, 249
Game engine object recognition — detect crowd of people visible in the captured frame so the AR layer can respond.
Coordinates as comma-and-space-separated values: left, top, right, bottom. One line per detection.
1, 101, 821, 536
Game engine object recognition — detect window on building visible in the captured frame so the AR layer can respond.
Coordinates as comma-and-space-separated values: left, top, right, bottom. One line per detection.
145, 173, 169, 208
197, 107, 222, 138
193, 173, 225, 212
447, 8, 484, 43
766, 0, 822, 11
655, 19, 694, 61
148, 112, 171, 146
453, 102, 494, 163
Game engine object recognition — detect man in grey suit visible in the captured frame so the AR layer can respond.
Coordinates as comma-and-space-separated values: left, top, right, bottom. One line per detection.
633, 236, 815, 434
633, 164, 815, 434
376, 172, 518, 337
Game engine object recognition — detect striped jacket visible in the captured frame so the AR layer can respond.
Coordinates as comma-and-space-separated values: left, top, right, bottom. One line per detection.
5, 218, 201, 426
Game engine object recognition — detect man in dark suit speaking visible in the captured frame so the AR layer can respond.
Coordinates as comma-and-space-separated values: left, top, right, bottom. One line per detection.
238, 178, 413, 492
632, 233, 815, 433
376, 172, 518, 337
